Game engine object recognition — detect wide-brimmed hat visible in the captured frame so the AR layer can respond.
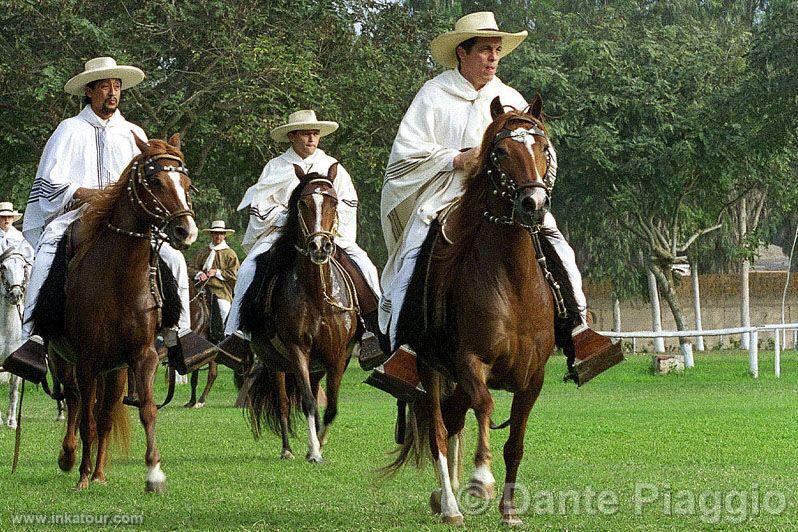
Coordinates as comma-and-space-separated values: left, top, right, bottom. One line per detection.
430, 11, 528, 69
64, 56, 145, 96
0, 202, 22, 221
202, 220, 235, 234
270, 110, 339, 143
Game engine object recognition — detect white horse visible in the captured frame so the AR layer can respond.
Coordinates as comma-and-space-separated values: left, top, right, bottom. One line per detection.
0, 248, 30, 429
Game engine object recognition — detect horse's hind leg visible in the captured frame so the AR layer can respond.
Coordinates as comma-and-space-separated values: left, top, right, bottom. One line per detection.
421, 370, 463, 525
133, 347, 166, 493
499, 369, 544, 526
5, 374, 20, 429
75, 364, 98, 490
57, 363, 80, 472
196, 360, 218, 408
184, 370, 199, 408
276, 372, 294, 460
92, 369, 127, 483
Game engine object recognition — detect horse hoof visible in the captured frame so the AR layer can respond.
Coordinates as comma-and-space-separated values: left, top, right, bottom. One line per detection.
193, 402, 205, 409
501, 513, 523, 526
305, 453, 323, 464
183, 402, 196, 408
145, 480, 167, 493
58, 451, 75, 472
91, 475, 107, 485
75, 478, 90, 491
6, 421, 16, 430
56, 414, 65, 422
429, 489, 442, 515
280, 450, 295, 460
467, 481, 496, 500
441, 514, 464, 526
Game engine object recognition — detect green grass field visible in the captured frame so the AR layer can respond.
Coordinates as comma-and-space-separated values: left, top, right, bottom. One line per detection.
1, 351, 797, 530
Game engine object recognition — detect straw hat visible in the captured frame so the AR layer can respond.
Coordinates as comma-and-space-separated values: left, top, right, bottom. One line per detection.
64, 56, 145, 96
0, 202, 22, 222
270, 110, 339, 143
430, 12, 528, 69
202, 220, 235, 234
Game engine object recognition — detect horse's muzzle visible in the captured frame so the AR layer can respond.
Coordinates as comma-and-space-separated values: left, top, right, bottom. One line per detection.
165, 215, 198, 250
515, 187, 549, 226
5, 287, 23, 305
308, 235, 335, 265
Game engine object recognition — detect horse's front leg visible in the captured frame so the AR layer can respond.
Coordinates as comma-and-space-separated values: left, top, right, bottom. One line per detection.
290, 347, 322, 464
499, 369, 544, 526
318, 354, 347, 448
75, 363, 98, 490
196, 360, 218, 408
184, 370, 199, 408
56, 362, 80, 472
132, 346, 166, 493
458, 357, 496, 501
5, 374, 20, 429
421, 369, 463, 525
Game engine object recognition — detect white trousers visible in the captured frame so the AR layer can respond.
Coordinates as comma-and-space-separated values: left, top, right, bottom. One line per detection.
216, 298, 231, 325
379, 211, 587, 348
224, 231, 381, 336
22, 209, 192, 340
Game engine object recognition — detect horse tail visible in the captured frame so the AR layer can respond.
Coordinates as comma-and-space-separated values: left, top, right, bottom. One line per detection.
108, 388, 131, 459
245, 363, 302, 440
380, 401, 430, 476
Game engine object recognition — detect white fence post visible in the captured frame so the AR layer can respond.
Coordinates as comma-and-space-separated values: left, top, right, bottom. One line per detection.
774, 330, 781, 378
748, 329, 759, 378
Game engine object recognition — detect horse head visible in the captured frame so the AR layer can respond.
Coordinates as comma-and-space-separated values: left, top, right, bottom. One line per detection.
130, 133, 198, 249
0, 249, 30, 305
483, 95, 555, 228
293, 163, 339, 265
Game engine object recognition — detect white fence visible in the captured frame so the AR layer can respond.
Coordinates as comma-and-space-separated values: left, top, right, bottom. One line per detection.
598, 323, 798, 378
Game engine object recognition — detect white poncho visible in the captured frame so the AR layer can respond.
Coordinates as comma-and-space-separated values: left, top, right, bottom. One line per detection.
238, 147, 359, 252
23, 105, 147, 245
380, 69, 527, 303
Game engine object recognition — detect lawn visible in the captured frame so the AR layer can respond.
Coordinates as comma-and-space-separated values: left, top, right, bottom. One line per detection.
1, 350, 797, 530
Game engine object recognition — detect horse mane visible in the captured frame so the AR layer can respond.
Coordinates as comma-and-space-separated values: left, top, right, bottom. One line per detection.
431, 110, 548, 299
79, 139, 185, 242
238, 174, 308, 333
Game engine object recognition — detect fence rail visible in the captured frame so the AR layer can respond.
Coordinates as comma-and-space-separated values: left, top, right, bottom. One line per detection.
598, 323, 798, 378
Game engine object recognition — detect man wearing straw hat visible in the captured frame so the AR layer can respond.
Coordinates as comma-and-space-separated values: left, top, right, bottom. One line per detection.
12, 56, 212, 371
219, 109, 384, 364
0, 202, 34, 261
190, 220, 240, 324
371, 12, 621, 398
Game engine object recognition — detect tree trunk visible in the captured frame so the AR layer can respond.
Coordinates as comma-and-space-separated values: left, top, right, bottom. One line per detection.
691, 260, 705, 351
645, 261, 666, 353
650, 262, 694, 367
740, 196, 751, 349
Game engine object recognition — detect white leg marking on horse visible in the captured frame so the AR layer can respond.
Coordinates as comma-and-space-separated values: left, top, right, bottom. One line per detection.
447, 435, 460, 492
147, 462, 166, 484
436, 452, 463, 519
472, 463, 495, 486
306, 413, 322, 462
6, 375, 20, 429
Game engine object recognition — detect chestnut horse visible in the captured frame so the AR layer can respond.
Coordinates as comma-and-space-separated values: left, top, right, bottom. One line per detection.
31, 134, 197, 491
239, 164, 359, 463
387, 96, 560, 525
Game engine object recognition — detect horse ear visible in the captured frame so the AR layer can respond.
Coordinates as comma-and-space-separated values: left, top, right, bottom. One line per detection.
132, 132, 149, 153
327, 163, 338, 181
294, 164, 306, 179
490, 96, 504, 120
168, 133, 181, 150
527, 94, 543, 120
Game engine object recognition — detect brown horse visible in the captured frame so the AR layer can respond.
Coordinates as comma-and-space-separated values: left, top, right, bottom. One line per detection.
239, 164, 359, 463
387, 96, 560, 525
32, 134, 197, 491
183, 281, 222, 408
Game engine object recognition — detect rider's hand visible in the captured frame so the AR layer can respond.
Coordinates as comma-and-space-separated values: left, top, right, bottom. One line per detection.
197, 272, 209, 282
207, 268, 217, 278
453, 147, 479, 170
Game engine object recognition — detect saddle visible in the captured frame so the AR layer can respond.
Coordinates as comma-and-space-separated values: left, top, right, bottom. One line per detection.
332, 248, 377, 315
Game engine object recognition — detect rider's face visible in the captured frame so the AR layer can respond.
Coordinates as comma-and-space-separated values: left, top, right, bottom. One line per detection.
457, 37, 502, 89
0, 215, 13, 231
85, 78, 122, 119
288, 130, 320, 159
211, 232, 226, 246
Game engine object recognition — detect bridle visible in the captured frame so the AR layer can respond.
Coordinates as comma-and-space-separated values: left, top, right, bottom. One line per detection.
106, 152, 195, 241
483, 117, 556, 231
294, 178, 355, 312
296, 178, 339, 264
0, 251, 29, 313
